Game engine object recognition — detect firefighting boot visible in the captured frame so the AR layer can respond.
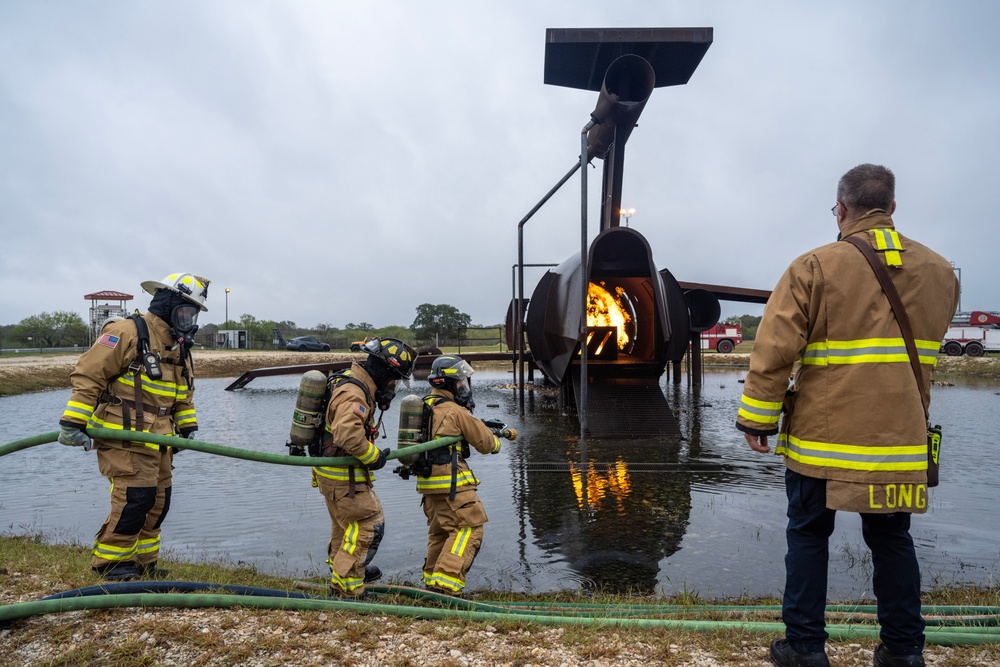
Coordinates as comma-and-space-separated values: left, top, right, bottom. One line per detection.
93, 561, 143, 581
140, 561, 171, 579
363, 565, 382, 583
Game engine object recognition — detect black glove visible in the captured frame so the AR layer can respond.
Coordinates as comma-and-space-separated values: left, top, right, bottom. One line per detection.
366, 448, 390, 471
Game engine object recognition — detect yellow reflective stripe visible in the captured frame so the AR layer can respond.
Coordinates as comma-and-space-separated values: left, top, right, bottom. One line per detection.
871, 228, 903, 266
802, 338, 940, 366
776, 433, 927, 471
342, 521, 359, 555
63, 400, 94, 421
491, 437, 502, 454
136, 536, 160, 555
738, 394, 782, 425
115, 374, 185, 398
450, 527, 472, 557
357, 441, 379, 465
416, 470, 478, 491
86, 417, 160, 450
426, 572, 464, 592
312, 466, 371, 483
871, 228, 902, 250
93, 541, 137, 561
175, 409, 197, 427
326, 558, 365, 591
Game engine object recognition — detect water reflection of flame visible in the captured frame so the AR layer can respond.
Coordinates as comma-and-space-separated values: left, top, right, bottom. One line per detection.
568, 458, 632, 515
587, 282, 631, 349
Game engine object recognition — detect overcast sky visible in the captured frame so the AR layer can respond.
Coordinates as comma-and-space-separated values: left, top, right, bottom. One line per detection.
2, 1, 997, 331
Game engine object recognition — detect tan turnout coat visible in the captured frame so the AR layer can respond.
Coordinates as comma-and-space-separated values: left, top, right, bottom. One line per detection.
736, 211, 959, 488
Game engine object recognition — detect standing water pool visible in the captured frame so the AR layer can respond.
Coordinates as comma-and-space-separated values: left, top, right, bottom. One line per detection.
1, 368, 997, 598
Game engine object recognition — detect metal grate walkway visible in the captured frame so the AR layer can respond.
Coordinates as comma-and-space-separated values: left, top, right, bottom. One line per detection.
571, 376, 681, 438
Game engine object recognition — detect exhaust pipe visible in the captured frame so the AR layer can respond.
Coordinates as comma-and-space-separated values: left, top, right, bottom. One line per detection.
587, 54, 656, 160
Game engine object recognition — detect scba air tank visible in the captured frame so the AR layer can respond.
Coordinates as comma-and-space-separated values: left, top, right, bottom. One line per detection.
396, 393, 424, 466
289, 370, 328, 449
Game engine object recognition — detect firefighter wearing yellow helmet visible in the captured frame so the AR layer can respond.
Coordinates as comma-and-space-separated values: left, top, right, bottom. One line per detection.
414, 355, 516, 596
314, 337, 416, 597
57, 272, 210, 581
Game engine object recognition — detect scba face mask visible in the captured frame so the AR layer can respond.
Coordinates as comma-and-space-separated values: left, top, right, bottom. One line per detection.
374, 378, 410, 412
170, 303, 200, 343
452, 377, 475, 410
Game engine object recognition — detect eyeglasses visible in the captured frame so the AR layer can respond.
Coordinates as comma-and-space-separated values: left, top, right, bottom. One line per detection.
831, 203, 839, 217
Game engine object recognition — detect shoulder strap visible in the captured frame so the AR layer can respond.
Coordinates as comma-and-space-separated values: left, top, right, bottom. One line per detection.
843, 234, 928, 419
129, 313, 151, 354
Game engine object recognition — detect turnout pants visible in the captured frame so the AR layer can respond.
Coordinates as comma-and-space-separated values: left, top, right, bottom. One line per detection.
93, 443, 173, 568
317, 477, 384, 596
421, 489, 487, 593
783, 468, 925, 656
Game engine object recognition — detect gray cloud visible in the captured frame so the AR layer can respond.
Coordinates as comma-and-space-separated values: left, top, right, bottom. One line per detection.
2, 1, 995, 329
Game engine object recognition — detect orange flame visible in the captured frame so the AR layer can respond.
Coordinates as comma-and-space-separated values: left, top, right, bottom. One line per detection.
587, 282, 631, 349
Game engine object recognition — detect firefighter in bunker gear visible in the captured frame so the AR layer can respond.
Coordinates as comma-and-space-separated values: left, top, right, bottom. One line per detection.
412, 355, 512, 595
59, 273, 209, 580
736, 165, 958, 666
314, 337, 416, 596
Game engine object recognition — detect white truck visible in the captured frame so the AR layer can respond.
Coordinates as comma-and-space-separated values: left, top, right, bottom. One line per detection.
941, 311, 1000, 357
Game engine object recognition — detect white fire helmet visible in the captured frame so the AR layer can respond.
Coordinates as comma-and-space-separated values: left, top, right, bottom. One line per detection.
140, 273, 211, 312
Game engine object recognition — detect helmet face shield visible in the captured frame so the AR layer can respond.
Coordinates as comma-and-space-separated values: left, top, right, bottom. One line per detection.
171, 304, 200, 335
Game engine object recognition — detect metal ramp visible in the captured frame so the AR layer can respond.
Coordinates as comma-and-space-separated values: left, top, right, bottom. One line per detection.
571, 375, 680, 438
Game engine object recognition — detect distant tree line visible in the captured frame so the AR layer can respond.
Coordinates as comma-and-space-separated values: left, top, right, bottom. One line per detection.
726, 314, 762, 340
1, 303, 506, 352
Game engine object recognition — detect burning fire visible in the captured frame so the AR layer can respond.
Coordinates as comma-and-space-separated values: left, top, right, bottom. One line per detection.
587, 282, 631, 350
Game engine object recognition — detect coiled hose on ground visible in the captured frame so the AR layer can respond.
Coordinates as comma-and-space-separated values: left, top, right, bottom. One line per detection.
2, 430, 999, 645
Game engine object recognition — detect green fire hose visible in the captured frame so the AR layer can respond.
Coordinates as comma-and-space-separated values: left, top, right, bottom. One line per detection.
2, 430, 999, 645
0, 429, 461, 465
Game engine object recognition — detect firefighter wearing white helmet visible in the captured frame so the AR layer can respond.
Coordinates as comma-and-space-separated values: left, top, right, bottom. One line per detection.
413, 355, 516, 596
57, 272, 210, 581
313, 337, 417, 597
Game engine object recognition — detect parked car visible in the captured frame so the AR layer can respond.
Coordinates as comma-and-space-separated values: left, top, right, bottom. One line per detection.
349, 336, 375, 352
286, 336, 330, 352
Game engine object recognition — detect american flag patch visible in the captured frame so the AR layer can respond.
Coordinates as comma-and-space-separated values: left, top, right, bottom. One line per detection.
354, 403, 367, 417
97, 334, 120, 349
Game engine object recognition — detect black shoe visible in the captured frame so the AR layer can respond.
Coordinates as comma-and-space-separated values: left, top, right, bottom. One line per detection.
363, 565, 382, 583
140, 562, 171, 579
93, 561, 142, 581
769, 638, 830, 667
873, 644, 925, 667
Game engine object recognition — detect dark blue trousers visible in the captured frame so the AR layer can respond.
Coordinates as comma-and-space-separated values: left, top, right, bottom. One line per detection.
783, 468, 925, 656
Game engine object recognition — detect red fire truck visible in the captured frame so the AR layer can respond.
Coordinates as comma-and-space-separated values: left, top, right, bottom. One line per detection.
701, 322, 743, 354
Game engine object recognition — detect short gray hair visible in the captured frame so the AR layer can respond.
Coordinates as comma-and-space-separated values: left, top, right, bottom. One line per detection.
837, 164, 895, 212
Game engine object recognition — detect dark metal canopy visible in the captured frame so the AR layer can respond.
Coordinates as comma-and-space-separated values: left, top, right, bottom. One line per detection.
544, 27, 713, 91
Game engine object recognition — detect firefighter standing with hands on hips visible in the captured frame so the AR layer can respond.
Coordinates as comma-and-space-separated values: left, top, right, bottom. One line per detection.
57, 273, 209, 581
313, 338, 416, 597
404, 355, 516, 596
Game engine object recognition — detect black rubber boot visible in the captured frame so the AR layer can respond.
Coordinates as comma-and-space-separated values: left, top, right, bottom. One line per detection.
769, 638, 830, 667
363, 565, 382, 583
140, 562, 171, 580
93, 561, 142, 581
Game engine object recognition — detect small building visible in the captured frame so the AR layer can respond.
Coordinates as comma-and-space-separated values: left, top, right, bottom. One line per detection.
85, 290, 134, 346
217, 329, 249, 349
